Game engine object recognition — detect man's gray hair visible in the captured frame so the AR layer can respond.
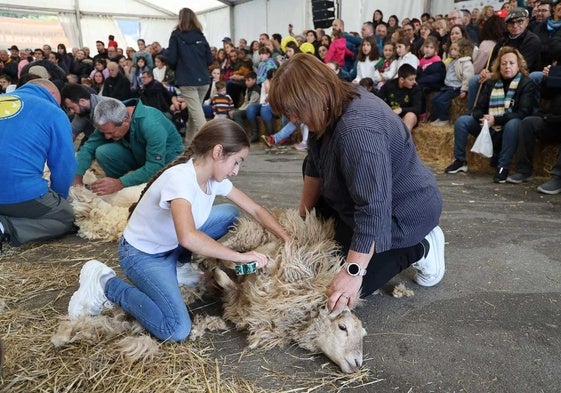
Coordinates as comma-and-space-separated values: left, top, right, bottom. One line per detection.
93, 97, 128, 127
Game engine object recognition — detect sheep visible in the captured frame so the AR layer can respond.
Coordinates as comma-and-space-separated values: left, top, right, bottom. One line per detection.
82, 168, 146, 208
204, 209, 367, 374
68, 169, 145, 241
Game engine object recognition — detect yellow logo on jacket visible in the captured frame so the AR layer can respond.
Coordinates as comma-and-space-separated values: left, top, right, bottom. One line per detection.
0, 95, 23, 120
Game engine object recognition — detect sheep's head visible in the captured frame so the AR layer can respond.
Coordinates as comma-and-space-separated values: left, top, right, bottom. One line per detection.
312, 307, 366, 374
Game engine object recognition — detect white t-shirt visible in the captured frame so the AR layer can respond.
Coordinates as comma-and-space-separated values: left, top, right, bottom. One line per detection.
124, 159, 233, 254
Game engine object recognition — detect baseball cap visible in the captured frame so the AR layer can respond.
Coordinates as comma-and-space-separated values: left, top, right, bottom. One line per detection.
505, 7, 529, 23
222, 37, 232, 42
8, 45, 19, 51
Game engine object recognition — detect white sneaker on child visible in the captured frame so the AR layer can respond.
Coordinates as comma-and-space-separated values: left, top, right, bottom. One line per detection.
68, 260, 115, 319
294, 141, 308, 151
412, 226, 445, 287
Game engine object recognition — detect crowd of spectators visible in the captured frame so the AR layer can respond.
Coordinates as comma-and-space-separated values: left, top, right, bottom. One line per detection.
1, 0, 561, 193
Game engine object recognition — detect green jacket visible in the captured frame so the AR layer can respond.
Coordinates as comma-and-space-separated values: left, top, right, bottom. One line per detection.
76, 99, 184, 187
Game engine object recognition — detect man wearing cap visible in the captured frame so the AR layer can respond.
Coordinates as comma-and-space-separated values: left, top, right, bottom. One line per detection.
222, 36, 233, 49
8, 45, 20, 63
467, 7, 541, 111
0, 79, 77, 249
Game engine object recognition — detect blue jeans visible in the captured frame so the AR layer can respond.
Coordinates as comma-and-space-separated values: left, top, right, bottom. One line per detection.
466, 74, 480, 115
273, 121, 298, 143
432, 86, 461, 120
260, 104, 274, 122
454, 115, 521, 168
106, 203, 239, 341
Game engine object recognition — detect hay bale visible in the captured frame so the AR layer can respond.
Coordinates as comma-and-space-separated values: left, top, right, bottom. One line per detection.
414, 122, 560, 176
449, 95, 468, 123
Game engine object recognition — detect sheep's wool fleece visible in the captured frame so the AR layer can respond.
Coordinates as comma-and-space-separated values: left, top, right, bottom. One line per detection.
207, 209, 345, 351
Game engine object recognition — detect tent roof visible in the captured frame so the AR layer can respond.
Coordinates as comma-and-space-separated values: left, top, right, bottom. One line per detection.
0, 0, 233, 19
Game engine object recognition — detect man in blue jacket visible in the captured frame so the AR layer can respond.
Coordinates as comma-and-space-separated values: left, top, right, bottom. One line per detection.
0, 79, 77, 249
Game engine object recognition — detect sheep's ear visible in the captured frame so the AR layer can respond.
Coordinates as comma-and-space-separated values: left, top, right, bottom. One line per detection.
328, 305, 350, 319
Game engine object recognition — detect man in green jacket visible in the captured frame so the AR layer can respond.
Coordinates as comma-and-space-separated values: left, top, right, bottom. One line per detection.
73, 98, 184, 195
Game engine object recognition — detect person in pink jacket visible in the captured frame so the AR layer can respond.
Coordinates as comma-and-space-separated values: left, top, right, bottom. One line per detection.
325, 30, 353, 68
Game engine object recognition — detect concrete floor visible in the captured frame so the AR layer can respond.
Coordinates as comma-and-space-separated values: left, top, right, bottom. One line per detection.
217, 144, 561, 392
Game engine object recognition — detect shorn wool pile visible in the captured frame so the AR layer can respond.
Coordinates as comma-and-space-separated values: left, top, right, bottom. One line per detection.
69, 169, 145, 241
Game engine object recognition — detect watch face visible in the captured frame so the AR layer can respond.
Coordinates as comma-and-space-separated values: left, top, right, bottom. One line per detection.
348, 263, 360, 275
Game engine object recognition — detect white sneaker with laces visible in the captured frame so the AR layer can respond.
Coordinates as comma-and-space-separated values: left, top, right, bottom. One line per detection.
68, 260, 115, 319
176, 262, 204, 287
412, 226, 445, 287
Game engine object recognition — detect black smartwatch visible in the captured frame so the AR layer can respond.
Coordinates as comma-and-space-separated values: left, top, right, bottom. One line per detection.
344, 262, 367, 277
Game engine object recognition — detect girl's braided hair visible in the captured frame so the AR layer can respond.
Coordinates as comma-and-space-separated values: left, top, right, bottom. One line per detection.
128, 118, 250, 218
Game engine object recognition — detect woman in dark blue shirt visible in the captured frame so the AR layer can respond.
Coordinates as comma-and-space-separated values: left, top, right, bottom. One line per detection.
268, 54, 445, 313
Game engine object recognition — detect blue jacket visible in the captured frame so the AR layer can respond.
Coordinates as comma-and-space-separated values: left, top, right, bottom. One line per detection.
0, 84, 76, 203
167, 28, 213, 86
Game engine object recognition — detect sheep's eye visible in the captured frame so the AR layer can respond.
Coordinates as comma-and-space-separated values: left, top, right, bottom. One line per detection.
338, 323, 347, 331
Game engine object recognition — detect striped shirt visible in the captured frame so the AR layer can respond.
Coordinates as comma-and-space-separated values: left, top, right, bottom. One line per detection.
304, 88, 442, 253
211, 93, 234, 115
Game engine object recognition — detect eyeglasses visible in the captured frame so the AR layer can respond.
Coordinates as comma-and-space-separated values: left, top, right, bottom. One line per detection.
507, 18, 526, 25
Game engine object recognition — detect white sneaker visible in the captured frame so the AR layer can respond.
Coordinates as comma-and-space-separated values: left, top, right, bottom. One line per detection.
176, 262, 204, 287
68, 260, 115, 319
294, 141, 308, 151
412, 226, 445, 287
431, 119, 449, 127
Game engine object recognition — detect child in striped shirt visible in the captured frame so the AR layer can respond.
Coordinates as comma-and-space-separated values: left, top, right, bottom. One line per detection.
211, 80, 234, 118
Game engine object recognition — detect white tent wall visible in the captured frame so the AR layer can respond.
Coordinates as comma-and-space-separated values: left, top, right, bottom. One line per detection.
80, 16, 128, 52
197, 7, 231, 49
1, 0, 512, 52
339, 1, 426, 33
230, 0, 310, 48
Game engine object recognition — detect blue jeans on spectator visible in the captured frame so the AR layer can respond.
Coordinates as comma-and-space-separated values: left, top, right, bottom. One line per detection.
454, 115, 521, 168
432, 85, 461, 121
466, 74, 480, 115
203, 104, 213, 118
106, 203, 239, 342
273, 121, 298, 143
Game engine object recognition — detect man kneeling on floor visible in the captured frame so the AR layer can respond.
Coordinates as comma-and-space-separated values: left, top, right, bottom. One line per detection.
73, 97, 184, 195
0, 79, 76, 249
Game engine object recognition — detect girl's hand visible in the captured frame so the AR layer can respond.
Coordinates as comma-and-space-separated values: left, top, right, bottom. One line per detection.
239, 251, 269, 269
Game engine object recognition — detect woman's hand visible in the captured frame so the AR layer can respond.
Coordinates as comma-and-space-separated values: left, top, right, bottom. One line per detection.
326, 270, 362, 313
478, 69, 491, 83
481, 114, 495, 128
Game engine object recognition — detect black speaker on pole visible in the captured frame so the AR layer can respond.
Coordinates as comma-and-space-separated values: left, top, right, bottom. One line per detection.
312, 0, 335, 29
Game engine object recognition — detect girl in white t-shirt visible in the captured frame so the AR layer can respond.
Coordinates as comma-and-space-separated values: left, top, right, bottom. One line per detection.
68, 118, 290, 341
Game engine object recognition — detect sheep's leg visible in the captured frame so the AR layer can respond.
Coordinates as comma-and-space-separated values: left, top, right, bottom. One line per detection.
214, 268, 237, 290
